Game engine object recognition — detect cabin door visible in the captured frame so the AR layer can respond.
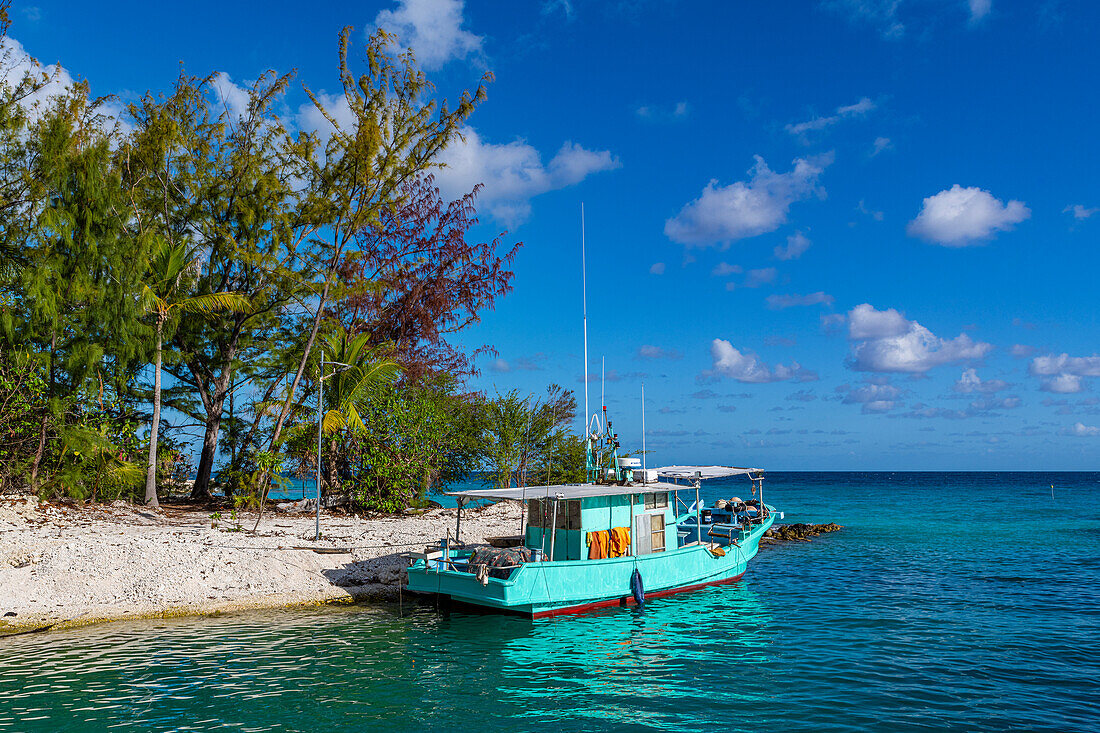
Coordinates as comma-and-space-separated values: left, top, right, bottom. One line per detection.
634, 515, 652, 555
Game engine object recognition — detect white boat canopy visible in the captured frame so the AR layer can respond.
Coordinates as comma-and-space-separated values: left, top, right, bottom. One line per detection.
446, 481, 689, 501
654, 465, 762, 479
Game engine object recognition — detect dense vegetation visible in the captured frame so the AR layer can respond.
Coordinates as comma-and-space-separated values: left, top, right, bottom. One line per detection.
0, 7, 581, 512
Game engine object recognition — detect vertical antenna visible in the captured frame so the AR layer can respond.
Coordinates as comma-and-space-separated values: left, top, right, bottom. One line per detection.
581, 203, 589, 439
601, 356, 605, 412
641, 382, 646, 476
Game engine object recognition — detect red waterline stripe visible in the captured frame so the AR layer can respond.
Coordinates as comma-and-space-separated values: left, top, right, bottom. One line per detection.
529, 571, 746, 619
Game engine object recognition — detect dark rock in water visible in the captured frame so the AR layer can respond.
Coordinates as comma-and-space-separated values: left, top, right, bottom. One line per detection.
762, 522, 842, 544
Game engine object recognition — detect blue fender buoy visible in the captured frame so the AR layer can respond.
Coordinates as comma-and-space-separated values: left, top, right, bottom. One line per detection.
630, 568, 644, 609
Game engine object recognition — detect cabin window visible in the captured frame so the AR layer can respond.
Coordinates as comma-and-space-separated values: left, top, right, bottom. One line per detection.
650, 513, 666, 552
528, 499, 579, 530
555, 500, 581, 530
527, 499, 544, 526
644, 492, 668, 510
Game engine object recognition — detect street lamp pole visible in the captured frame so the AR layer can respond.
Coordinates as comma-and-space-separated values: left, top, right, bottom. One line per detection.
315, 354, 354, 543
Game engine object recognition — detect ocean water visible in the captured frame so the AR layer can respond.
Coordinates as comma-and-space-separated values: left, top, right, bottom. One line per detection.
1, 472, 1097, 732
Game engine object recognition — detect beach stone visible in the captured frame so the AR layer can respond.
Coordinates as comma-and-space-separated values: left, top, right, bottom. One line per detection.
763, 522, 842, 543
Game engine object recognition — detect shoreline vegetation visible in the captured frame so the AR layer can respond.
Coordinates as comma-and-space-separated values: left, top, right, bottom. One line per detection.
0, 6, 582, 534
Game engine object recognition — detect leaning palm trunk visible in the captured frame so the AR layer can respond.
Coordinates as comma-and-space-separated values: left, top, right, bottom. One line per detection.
144, 325, 164, 507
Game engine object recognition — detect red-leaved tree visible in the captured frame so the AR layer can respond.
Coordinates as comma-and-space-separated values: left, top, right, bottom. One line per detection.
334, 176, 520, 380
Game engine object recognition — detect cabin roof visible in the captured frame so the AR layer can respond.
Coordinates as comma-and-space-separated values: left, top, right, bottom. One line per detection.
654, 465, 762, 479
447, 481, 687, 501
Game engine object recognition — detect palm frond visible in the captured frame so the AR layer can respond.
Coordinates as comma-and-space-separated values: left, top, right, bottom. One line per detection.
178, 291, 252, 315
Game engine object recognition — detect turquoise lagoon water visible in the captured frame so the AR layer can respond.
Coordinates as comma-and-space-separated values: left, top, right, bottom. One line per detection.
1, 472, 1097, 732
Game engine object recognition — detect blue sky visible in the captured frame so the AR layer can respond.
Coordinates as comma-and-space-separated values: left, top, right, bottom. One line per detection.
6, 0, 1098, 469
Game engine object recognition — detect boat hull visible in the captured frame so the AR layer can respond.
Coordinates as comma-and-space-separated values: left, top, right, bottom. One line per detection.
406, 513, 772, 617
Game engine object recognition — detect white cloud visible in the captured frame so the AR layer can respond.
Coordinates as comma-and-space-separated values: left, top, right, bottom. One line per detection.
211, 72, 251, 121
847, 303, 993, 373
1067, 422, 1100, 437
635, 101, 690, 121
1064, 204, 1098, 220
969, 0, 992, 23
954, 368, 1008, 393
295, 90, 356, 144
649, 262, 665, 275
871, 136, 893, 156
823, 0, 906, 39
432, 127, 620, 226
907, 184, 1030, 246
636, 345, 682, 360
744, 267, 778, 288
766, 292, 834, 309
857, 199, 885, 221
837, 380, 902, 413
1010, 344, 1036, 358
703, 340, 815, 383
0, 36, 127, 131
848, 303, 909, 339
1030, 353, 1100, 394
375, 0, 484, 70
785, 97, 876, 138
712, 262, 742, 276
665, 154, 831, 246
774, 231, 811, 260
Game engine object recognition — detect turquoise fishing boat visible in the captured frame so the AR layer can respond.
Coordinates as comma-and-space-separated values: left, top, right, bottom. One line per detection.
405, 405, 780, 617
405, 208, 779, 616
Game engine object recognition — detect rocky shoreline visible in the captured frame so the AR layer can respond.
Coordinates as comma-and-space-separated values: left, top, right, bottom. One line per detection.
762, 522, 843, 543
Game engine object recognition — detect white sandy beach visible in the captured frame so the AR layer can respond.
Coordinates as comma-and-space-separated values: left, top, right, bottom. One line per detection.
0, 495, 523, 632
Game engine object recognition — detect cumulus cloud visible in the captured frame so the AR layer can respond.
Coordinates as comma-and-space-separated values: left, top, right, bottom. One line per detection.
375, 0, 484, 70
664, 154, 831, 246
1064, 204, 1098, 220
711, 262, 743, 276
432, 127, 620, 226
1066, 422, 1100, 437
0, 36, 127, 131
766, 292, 834, 309
907, 184, 1030, 246
847, 303, 993, 373
1029, 353, 1100, 394
744, 267, 778, 288
969, 0, 992, 23
954, 368, 1008, 394
785, 97, 876, 139
774, 231, 811, 260
702, 340, 816, 383
1010, 344, 1036, 358
295, 90, 357, 144
837, 380, 902, 413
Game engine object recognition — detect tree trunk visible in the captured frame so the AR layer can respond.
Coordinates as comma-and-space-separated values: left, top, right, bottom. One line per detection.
191, 406, 223, 500
28, 331, 57, 487
144, 327, 164, 508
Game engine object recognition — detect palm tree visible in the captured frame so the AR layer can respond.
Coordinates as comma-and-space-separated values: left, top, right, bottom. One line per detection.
317, 328, 402, 440
141, 239, 249, 507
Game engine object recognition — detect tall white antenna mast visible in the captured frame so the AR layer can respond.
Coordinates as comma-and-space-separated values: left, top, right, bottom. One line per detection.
581, 203, 589, 438
641, 382, 646, 475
